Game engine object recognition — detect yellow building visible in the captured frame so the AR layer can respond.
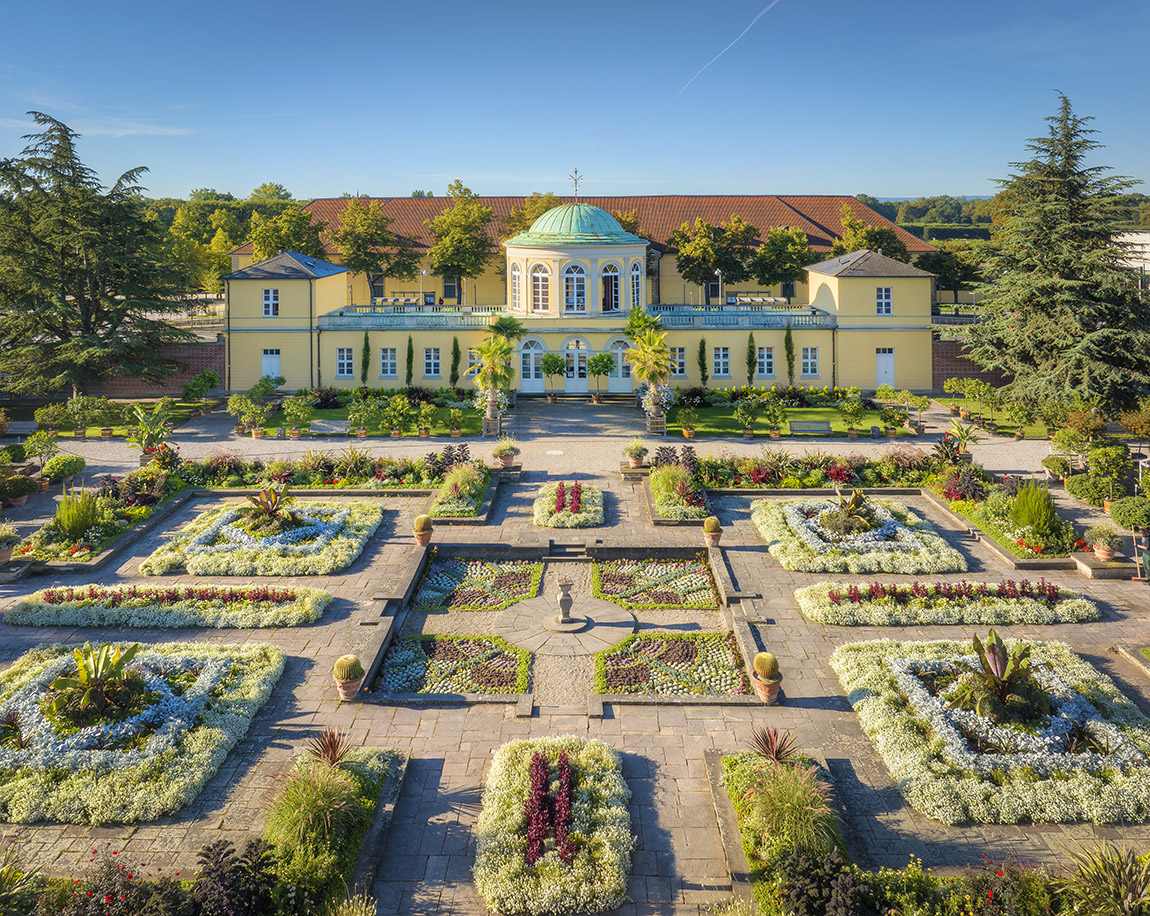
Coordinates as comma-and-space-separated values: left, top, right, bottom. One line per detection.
223, 203, 934, 394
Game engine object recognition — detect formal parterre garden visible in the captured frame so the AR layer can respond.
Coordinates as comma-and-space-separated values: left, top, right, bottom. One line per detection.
412, 554, 542, 610
0, 641, 284, 824
380, 635, 530, 695
591, 556, 718, 609
595, 632, 751, 696
532, 480, 604, 528
4, 584, 333, 629
473, 736, 633, 916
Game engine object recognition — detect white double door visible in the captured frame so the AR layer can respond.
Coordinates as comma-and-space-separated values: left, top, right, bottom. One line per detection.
520, 342, 545, 393
875, 348, 895, 387
565, 345, 588, 394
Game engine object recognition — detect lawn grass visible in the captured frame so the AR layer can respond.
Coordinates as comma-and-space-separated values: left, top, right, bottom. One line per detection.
667, 405, 914, 438
257, 406, 483, 437
3, 400, 221, 438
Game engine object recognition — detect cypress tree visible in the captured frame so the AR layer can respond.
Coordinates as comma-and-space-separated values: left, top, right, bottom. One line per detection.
450, 336, 461, 387
360, 330, 370, 385
405, 335, 414, 387
697, 338, 709, 385
746, 333, 757, 387
784, 322, 795, 387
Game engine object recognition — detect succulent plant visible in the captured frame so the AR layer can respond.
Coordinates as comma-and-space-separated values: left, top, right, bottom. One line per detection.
753, 652, 779, 680
333, 654, 365, 681
413, 514, 434, 533
703, 516, 722, 533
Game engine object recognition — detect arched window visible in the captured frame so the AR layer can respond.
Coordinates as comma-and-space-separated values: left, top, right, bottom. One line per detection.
510, 262, 521, 311
609, 338, 631, 379
564, 337, 588, 379
564, 264, 586, 312
601, 263, 620, 312
520, 338, 544, 382
531, 265, 550, 312
631, 262, 643, 309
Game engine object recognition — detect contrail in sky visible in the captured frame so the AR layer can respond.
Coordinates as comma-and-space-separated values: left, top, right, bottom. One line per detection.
664, 0, 784, 107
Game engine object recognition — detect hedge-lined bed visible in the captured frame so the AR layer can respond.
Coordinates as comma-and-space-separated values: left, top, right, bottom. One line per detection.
381, 635, 530, 694
532, 481, 604, 528
413, 556, 542, 611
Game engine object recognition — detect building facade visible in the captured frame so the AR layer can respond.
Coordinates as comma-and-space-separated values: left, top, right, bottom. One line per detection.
224, 201, 935, 394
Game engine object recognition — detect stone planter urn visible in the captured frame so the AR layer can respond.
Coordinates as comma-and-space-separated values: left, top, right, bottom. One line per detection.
1093, 544, 1117, 562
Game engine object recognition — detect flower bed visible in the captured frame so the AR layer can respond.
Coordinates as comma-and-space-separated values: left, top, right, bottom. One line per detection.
0, 641, 284, 824
381, 635, 529, 694
697, 444, 939, 489
795, 580, 1099, 626
595, 633, 751, 696
831, 638, 1150, 824
592, 557, 718, 609
429, 464, 492, 518
413, 556, 542, 610
5, 584, 332, 629
532, 481, 604, 528
473, 736, 633, 915
751, 498, 967, 573
138, 501, 383, 576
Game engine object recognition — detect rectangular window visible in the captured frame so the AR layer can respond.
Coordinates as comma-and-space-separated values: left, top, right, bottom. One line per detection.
443, 276, 458, 300
757, 346, 774, 377
380, 347, 397, 378
801, 346, 819, 377
467, 348, 480, 373
424, 347, 440, 377
781, 281, 796, 299
876, 286, 893, 315
262, 289, 279, 317
336, 347, 354, 377
713, 346, 730, 377
670, 347, 687, 378
707, 280, 720, 303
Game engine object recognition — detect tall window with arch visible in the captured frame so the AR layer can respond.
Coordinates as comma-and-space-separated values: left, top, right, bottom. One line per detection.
510, 262, 521, 311
520, 339, 544, 385
601, 263, 620, 311
564, 264, 586, 312
531, 264, 550, 312
630, 262, 642, 310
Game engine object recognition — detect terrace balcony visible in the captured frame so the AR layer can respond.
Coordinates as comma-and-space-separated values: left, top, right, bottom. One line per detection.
319, 302, 509, 330
649, 299, 834, 330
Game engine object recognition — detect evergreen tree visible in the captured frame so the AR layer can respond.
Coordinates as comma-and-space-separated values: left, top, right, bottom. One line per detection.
360, 330, 370, 385
0, 112, 191, 395
697, 338, 709, 384
966, 94, 1150, 412
450, 337, 461, 387
784, 322, 795, 386
405, 335, 414, 387
746, 333, 756, 386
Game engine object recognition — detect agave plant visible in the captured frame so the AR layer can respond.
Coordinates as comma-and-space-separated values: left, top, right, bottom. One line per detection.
246, 484, 294, 518
749, 726, 801, 766
48, 642, 140, 714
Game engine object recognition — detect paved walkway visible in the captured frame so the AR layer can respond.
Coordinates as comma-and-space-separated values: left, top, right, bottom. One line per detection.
0, 399, 1148, 914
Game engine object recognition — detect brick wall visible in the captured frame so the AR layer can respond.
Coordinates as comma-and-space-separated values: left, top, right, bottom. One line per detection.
931, 337, 1009, 391
89, 338, 226, 398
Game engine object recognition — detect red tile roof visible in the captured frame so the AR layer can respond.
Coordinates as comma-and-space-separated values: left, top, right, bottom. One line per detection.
230, 195, 931, 257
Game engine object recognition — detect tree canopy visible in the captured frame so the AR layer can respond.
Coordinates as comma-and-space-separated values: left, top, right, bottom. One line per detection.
501, 192, 563, 238
915, 241, 984, 300
749, 227, 817, 289
965, 94, 1150, 412
0, 112, 191, 395
425, 181, 495, 300
328, 198, 419, 281
831, 204, 910, 262
249, 182, 293, 202
667, 215, 758, 302
250, 206, 327, 261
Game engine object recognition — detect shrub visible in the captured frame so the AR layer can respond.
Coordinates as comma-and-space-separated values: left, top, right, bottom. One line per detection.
1111, 497, 1150, 531
264, 763, 365, 851
777, 848, 872, 916
53, 487, 102, 540
0, 844, 38, 916
942, 467, 986, 502
1, 445, 25, 464
1067, 473, 1112, 506
192, 840, 275, 916
740, 763, 840, 859
42, 454, 85, 482
1041, 455, 1070, 477
650, 464, 692, 501
327, 891, 378, 916
622, 439, 648, 460
1009, 481, 1062, 541
1085, 525, 1124, 550
1059, 843, 1150, 916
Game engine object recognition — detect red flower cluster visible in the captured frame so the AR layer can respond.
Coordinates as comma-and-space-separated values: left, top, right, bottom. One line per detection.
40, 584, 300, 606
523, 750, 576, 866
827, 578, 1061, 606
555, 481, 566, 513
1016, 538, 1044, 555
570, 482, 582, 514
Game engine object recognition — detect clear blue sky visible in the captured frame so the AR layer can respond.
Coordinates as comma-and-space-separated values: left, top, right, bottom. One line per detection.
1, 0, 1146, 201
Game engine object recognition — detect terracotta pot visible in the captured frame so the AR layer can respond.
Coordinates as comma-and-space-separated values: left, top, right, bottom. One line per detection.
769, 428, 781, 439
499, 454, 514, 468
547, 395, 556, 404
627, 456, 643, 468
251, 428, 264, 439
390, 429, 401, 438
413, 530, 432, 546
704, 530, 722, 547
73, 427, 86, 439
848, 428, 859, 440
742, 428, 753, 439
418, 428, 430, 438
949, 405, 959, 415
885, 427, 897, 439
959, 409, 971, 420
288, 428, 302, 440
451, 428, 462, 438
333, 674, 365, 701
9, 495, 28, 506
356, 428, 368, 438
233, 424, 246, 434
101, 428, 113, 438
751, 671, 783, 705
683, 429, 695, 439
0, 547, 12, 565
1093, 544, 1117, 562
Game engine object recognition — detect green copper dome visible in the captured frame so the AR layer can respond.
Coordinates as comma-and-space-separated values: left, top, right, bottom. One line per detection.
504, 202, 647, 248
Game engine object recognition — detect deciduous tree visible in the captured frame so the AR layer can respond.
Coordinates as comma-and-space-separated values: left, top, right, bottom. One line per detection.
668, 215, 757, 303
831, 204, 910, 262
750, 227, 817, 290
425, 181, 495, 304
329, 198, 419, 287
250, 207, 327, 261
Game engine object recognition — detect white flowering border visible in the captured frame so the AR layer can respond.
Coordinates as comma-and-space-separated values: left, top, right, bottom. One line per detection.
0, 641, 284, 824
794, 583, 1099, 626
139, 501, 383, 576
6, 586, 332, 628
831, 638, 1150, 825
751, 498, 967, 573
473, 736, 633, 916
532, 483, 605, 529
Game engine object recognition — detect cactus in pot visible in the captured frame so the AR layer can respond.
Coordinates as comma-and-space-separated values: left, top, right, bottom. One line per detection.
413, 513, 434, 546
333, 654, 366, 700
702, 515, 723, 547
751, 651, 782, 704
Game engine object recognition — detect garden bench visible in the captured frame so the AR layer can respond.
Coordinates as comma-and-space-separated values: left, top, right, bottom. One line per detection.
788, 420, 832, 436
308, 420, 351, 436
4, 421, 37, 436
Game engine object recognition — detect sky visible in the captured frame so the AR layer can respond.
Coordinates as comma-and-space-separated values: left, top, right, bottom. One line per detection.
1, 0, 1147, 202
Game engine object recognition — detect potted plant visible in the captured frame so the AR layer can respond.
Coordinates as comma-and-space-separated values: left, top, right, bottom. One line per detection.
492, 438, 520, 468
587, 352, 615, 405
1041, 456, 1071, 481
1090, 445, 1132, 513
751, 651, 782, 705
703, 515, 723, 547
623, 439, 648, 468
838, 396, 864, 440
542, 351, 566, 404
42, 454, 85, 485
943, 377, 963, 415
733, 399, 760, 439
677, 406, 698, 439
383, 394, 413, 438
243, 401, 272, 439
418, 401, 438, 438
948, 420, 979, 461
761, 398, 787, 439
1085, 524, 1124, 562
413, 514, 434, 547
332, 654, 366, 700
1006, 399, 1036, 441
24, 430, 59, 486
448, 408, 464, 438
0, 523, 19, 564
982, 389, 1003, 434
226, 394, 252, 435
879, 405, 906, 438
348, 396, 379, 438
3, 475, 37, 506
283, 393, 315, 440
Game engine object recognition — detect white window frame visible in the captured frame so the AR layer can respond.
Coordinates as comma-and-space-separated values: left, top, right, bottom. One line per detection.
510, 262, 521, 311
876, 286, 893, 315
564, 264, 586, 312
713, 346, 730, 378
424, 346, 441, 378
601, 263, 620, 312
336, 347, 354, 378
801, 346, 819, 377
380, 347, 397, 378
467, 348, 480, 373
262, 288, 279, 317
757, 346, 774, 378
531, 265, 550, 312
631, 262, 642, 309
670, 346, 687, 378
520, 339, 544, 381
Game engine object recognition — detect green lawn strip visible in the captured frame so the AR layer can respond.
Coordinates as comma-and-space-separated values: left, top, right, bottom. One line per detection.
258, 406, 482, 436
666, 405, 913, 437
9, 400, 221, 438
933, 396, 1053, 439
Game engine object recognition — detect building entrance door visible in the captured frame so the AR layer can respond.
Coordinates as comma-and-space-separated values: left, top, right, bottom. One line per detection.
520, 340, 545, 393
564, 340, 589, 393
875, 348, 895, 387
262, 349, 282, 383
607, 339, 632, 393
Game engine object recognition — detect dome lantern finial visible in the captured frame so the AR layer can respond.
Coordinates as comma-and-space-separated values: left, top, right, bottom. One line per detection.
568, 167, 582, 201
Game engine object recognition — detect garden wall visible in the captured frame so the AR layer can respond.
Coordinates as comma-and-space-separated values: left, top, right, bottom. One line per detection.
931, 336, 1009, 391
89, 337, 225, 397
